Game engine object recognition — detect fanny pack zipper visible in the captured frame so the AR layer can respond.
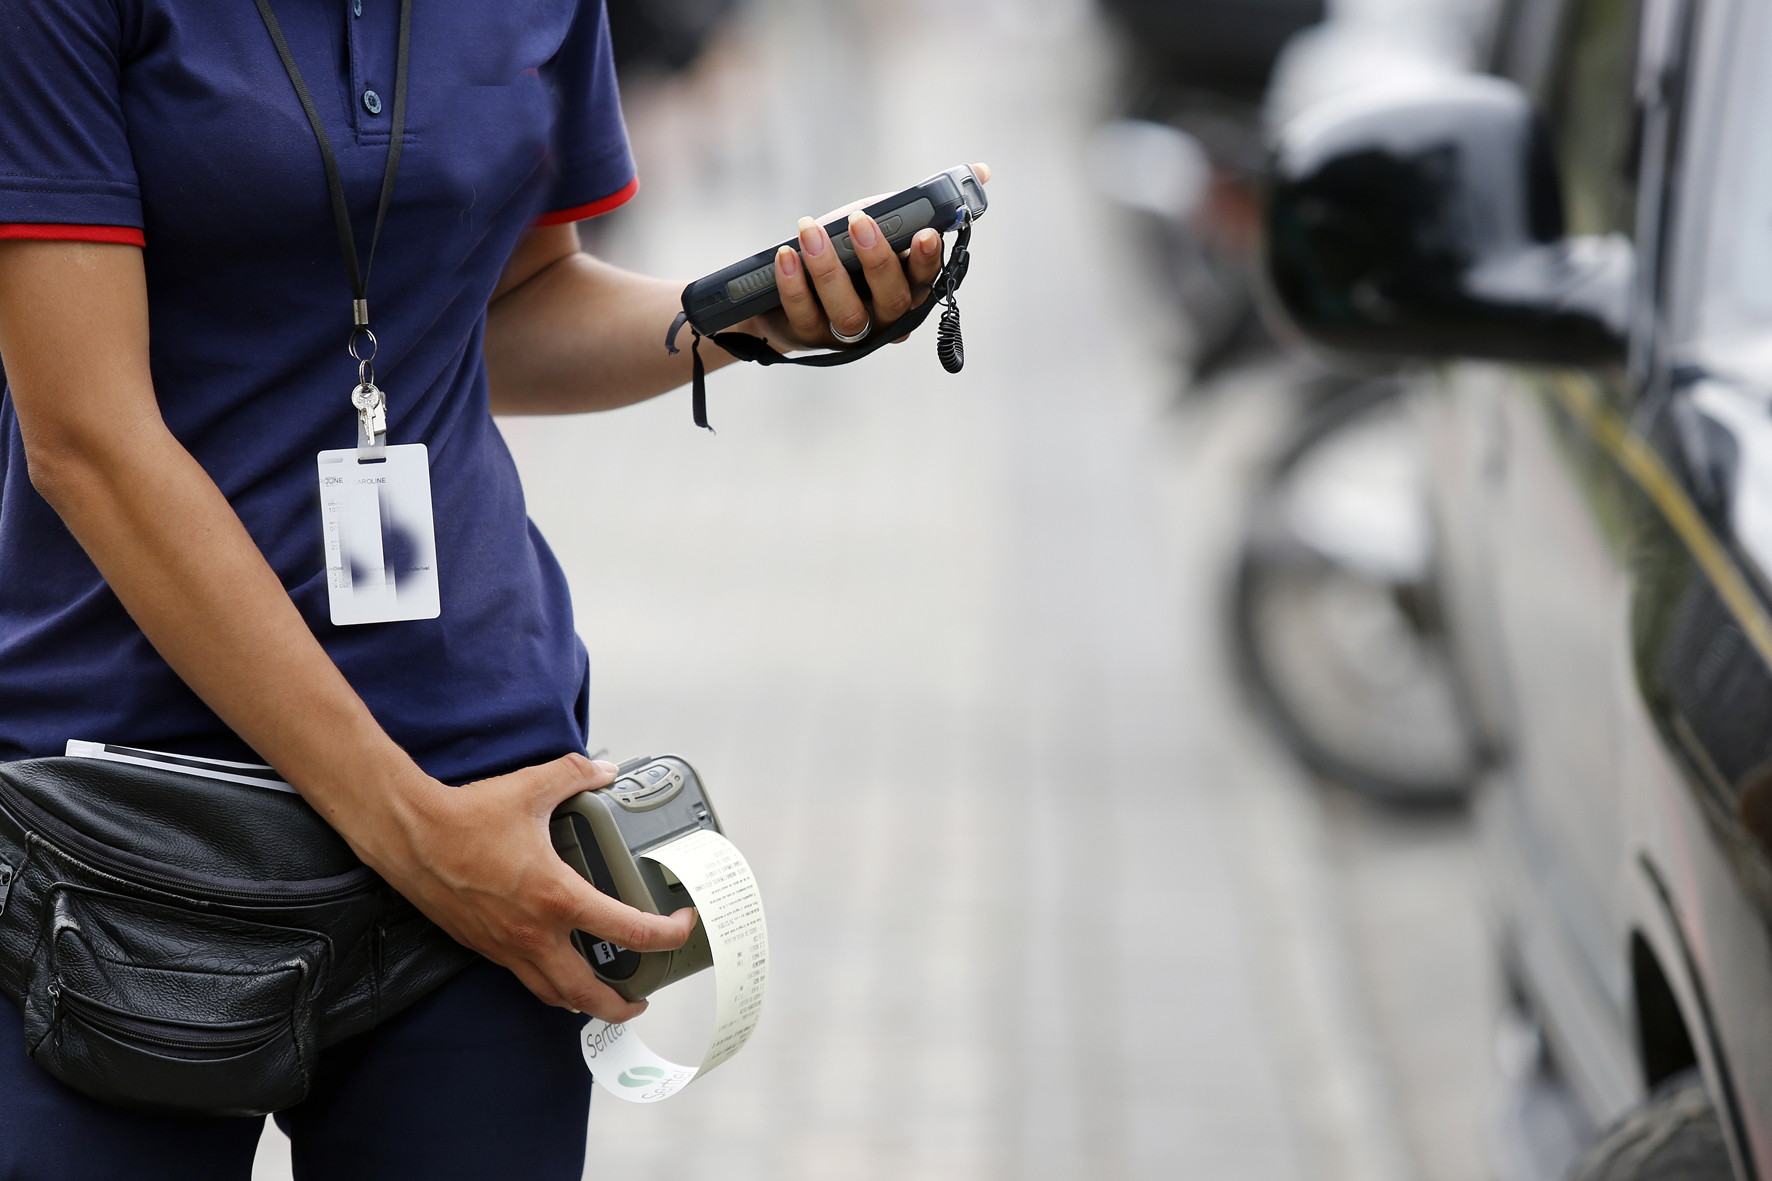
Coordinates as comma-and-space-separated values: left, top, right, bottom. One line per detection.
0, 779, 373, 905
50, 980, 291, 1052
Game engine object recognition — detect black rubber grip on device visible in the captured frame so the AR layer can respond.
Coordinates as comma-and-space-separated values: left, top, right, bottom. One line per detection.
681, 175, 969, 335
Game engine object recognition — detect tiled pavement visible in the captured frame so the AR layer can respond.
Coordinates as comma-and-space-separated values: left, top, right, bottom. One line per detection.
254, 2, 1498, 1178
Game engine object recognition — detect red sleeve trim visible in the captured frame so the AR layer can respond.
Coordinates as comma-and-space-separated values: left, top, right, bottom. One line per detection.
0, 224, 145, 247
533, 176, 639, 227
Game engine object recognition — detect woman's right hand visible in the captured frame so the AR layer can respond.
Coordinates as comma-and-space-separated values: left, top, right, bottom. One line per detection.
352, 753, 697, 1023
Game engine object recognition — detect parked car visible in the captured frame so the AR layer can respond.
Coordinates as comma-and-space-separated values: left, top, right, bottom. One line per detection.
1266, 0, 1772, 1176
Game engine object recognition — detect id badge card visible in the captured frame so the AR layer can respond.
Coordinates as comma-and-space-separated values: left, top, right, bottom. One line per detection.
317, 445, 440, 626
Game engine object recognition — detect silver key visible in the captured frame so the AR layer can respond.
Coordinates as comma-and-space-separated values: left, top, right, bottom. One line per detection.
353, 382, 386, 436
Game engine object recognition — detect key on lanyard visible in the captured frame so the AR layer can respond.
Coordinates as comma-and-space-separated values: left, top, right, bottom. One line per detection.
349, 338, 386, 453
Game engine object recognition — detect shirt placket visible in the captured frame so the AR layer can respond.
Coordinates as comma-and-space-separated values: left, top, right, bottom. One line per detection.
346, 0, 395, 144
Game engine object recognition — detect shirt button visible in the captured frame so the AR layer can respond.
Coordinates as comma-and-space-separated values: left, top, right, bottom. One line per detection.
362, 90, 382, 115
353, 0, 362, 13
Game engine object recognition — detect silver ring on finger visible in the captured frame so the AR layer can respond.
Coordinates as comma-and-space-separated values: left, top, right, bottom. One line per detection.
830, 317, 871, 345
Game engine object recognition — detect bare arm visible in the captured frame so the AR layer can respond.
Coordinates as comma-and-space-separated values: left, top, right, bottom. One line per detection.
0, 238, 693, 1021
483, 226, 735, 414
483, 162, 989, 415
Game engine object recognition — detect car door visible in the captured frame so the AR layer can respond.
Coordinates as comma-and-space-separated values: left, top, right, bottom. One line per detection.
1439, 0, 1649, 1121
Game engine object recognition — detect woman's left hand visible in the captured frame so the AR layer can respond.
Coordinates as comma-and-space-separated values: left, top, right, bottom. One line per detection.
741, 162, 990, 352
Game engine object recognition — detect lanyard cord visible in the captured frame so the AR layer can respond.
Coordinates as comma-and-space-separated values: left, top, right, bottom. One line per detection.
251, 0, 412, 335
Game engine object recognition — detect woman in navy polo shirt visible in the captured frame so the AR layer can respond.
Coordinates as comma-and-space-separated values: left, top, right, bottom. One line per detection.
0, 0, 975, 1175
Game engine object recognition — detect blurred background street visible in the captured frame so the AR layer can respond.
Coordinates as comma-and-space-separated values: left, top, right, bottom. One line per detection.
252, 1, 1506, 1177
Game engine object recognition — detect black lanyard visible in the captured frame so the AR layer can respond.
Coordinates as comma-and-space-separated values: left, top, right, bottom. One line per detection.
252, 0, 412, 447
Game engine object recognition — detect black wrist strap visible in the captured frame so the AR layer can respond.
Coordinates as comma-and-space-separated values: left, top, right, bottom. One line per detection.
666, 219, 973, 431
252, 0, 412, 332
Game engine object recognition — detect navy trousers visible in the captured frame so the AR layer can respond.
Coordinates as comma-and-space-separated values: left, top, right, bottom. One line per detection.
0, 959, 593, 1180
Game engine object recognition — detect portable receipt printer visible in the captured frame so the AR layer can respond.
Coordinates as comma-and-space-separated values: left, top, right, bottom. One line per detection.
550, 755, 721, 1003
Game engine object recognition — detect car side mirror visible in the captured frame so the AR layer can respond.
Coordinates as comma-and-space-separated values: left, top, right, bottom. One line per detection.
1265, 75, 1630, 365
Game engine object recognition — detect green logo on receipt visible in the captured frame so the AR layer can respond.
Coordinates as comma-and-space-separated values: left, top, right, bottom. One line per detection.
618, 1066, 668, 1088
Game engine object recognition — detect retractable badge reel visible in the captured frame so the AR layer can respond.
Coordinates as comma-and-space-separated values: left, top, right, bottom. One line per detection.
253, 0, 440, 625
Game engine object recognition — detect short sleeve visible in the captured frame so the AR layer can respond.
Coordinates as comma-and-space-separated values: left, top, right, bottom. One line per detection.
0, 0, 143, 229
535, 0, 638, 224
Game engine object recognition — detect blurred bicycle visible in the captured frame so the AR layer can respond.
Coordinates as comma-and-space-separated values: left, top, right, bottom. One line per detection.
1091, 0, 1323, 382
1233, 375, 1483, 804
1092, 0, 1496, 803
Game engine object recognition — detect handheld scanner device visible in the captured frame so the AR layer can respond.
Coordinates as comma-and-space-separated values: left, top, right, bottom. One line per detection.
550, 755, 722, 1003
680, 163, 989, 336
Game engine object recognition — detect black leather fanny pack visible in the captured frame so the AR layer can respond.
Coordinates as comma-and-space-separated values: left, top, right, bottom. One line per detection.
0, 752, 476, 1117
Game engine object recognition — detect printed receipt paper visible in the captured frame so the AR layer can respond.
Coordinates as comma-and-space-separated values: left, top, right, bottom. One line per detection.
316, 446, 439, 626
581, 829, 768, 1103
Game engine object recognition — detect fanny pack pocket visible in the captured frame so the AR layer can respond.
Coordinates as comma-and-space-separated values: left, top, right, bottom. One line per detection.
0, 752, 477, 1116
26, 886, 328, 1115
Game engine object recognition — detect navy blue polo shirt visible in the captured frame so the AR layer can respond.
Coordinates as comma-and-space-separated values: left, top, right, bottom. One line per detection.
0, 0, 638, 781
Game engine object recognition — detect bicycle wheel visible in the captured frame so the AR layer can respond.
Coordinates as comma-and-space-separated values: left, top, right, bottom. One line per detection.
1232, 376, 1481, 804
